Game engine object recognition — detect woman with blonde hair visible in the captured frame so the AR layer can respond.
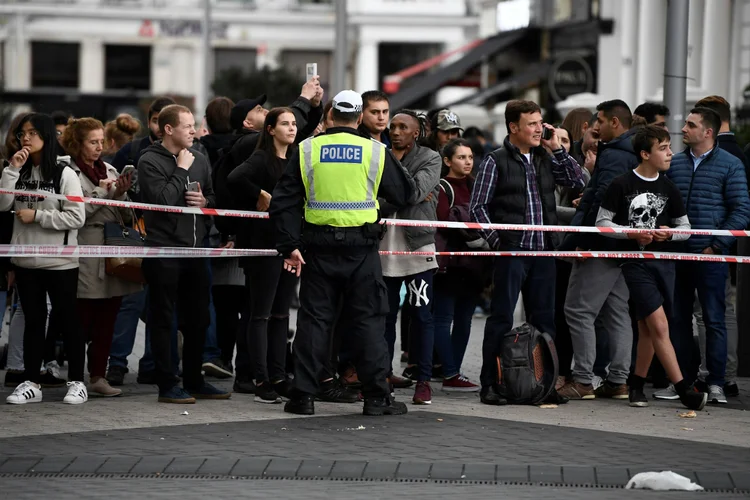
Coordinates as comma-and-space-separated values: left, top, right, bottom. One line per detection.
103, 114, 141, 163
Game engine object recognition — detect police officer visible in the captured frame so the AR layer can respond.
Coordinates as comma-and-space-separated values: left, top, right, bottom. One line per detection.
270, 90, 414, 416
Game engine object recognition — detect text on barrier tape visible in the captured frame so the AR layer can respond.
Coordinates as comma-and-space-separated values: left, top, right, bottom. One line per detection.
1, 187, 749, 238
0, 245, 749, 264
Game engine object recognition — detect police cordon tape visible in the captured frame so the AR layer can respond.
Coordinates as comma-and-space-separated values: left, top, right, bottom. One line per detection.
1, 245, 750, 264
2, 187, 749, 238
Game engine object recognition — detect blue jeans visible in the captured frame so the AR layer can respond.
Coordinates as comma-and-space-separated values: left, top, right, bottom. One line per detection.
432, 274, 479, 377
108, 288, 179, 375
202, 247, 221, 363
385, 271, 435, 381
481, 256, 556, 388
671, 261, 728, 386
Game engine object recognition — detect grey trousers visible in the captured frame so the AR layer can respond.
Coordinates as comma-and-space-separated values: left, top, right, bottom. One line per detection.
565, 259, 632, 385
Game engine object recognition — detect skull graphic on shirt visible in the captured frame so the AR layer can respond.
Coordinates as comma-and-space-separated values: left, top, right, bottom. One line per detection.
628, 192, 668, 229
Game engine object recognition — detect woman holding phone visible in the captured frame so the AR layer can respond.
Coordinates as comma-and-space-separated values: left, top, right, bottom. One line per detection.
228, 107, 299, 403
61, 117, 140, 398
0, 113, 87, 405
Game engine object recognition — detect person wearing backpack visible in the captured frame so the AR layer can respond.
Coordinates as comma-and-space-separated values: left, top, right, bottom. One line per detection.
1, 113, 87, 405
433, 139, 487, 392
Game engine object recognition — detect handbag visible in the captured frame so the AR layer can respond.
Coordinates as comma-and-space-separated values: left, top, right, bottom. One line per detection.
104, 208, 146, 284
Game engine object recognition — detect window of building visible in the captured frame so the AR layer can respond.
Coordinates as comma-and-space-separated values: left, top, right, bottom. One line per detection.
214, 48, 258, 79
280, 50, 332, 88
31, 42, 79, 88
105, 44, 152, 90
378, 42, 442, 109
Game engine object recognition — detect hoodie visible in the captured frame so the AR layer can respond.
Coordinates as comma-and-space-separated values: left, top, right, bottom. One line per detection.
200, 133, 237, 168
137, 143, 216, 248
0, 160, 85, 270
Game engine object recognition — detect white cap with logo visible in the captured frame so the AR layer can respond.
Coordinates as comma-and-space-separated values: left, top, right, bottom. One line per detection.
332, 90, 363, 114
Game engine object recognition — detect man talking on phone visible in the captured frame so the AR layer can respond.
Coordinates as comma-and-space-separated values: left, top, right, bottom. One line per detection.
138, 104, 229, 404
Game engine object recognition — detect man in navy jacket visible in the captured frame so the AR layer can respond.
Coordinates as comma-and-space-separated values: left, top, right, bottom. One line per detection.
661, 107, 750, 405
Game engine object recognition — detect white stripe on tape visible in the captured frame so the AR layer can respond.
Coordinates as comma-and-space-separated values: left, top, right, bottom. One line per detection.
381, 250, 750, 264
1, 187, 748, 238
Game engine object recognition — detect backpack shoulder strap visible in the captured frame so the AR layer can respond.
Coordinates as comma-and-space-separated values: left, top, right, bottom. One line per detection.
533, 331, 559, 405
439, 178, 455, 209
53, 161, 71, 245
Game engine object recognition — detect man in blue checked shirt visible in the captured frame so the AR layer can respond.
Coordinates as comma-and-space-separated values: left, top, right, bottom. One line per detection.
469, 99, 585, 406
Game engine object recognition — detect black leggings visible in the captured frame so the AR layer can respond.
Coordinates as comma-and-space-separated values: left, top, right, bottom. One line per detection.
212, 285, 247, 366
244, 257, 298, 383
15, 267, 84, 383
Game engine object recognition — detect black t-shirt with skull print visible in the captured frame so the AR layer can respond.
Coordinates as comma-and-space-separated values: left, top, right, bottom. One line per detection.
600, 170, 686, 252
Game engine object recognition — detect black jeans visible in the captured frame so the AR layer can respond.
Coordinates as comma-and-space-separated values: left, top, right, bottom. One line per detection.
142, 258, 211, 392
15, 267, 84, 383
212, 285, 247, 366
294, 247, 391, 399
244, 257, 297, 383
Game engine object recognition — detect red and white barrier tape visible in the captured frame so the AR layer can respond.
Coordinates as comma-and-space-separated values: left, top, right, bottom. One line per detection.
2, 187, 748, 238
0, 245, 747, 264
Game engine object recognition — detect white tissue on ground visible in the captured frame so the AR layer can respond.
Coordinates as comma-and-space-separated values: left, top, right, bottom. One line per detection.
625, 471, 704, 491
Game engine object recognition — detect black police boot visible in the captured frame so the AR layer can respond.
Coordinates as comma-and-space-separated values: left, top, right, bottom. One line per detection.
284, 393, 315, 415
363, 396, 408, 416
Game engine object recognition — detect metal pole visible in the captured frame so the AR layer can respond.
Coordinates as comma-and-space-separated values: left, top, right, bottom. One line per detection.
663, 0, 689, 142
333, 0, 347, 94
198, 0, 212, 115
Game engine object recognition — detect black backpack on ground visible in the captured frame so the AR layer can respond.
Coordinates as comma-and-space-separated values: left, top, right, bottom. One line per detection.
496, 323, 559, 405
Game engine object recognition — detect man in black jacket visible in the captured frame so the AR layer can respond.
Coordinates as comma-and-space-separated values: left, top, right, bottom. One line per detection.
561, 100, 638, 401
138, 104, 229, 404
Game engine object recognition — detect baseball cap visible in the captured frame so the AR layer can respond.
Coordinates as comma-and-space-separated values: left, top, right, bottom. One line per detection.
230, 94, 267, 131
332, 90, 363, 114
436, 109, 463, 131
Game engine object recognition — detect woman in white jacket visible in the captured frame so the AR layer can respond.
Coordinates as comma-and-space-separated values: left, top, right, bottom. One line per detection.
0, 113, 86, 405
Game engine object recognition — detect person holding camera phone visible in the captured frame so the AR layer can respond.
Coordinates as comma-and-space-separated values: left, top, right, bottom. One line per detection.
137, 104, 226, 404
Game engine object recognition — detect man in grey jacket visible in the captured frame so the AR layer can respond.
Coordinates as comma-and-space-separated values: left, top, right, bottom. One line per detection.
380, 110, 442, 406
138, 104, 229, 404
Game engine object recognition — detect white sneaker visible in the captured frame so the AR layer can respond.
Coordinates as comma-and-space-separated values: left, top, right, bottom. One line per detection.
41, 360, 62, 378
63, 381, 88, 405
653, 384, 680, 400
6, 381, 43, 405
708, 385, 728, 404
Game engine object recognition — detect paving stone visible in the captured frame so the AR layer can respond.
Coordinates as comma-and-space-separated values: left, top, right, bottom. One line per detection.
362, 460, 399, 479
32, 456, 76, 473
296, 460, 333, 478
263, 459, 301, 477
530, 465, 562, 484
197, 458, 239, 476
63, 456, 108, 473
164, 457, 206, 475
429, 462, 464, 480
695, 471, 735, 490
96, 457, 141, 474
729, 471, 750, 490
496, 465, 529, 483
0, 457, 41, 473
396, 461, 431, 479
130, 456, 173, 475
230, 458, 270, 477
329, 460, 367, 478
595, 467, 629, 487
462, 463, 496, 482
561, 466, 596, 485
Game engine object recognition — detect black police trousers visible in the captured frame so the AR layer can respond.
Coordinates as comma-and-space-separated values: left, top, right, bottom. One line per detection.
293, 245, 391, 399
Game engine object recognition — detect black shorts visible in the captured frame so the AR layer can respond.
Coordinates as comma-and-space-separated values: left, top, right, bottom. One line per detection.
620, 260, 675, 321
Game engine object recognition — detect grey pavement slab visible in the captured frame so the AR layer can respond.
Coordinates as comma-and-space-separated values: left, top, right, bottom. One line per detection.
529, 465, 562, 484
496, 464, 529, 483
562, 466, 596, 485
0, 457, 39, 473
129, 456, 173, 475
230, 458, 270, 476
462, 463, 496, 481
63, 455, 108, 473
595, 467, 630, 487
362, 460, 399, 479
730, 471, 750, 490
96, 456, 140, 474
296, 459, 334, 478
31, 456, 76, 473
396, 461, 431, 479
164, 457, 206, 475
197, 458, 238, 475
694, 471, 735, 490
329, 460, 367, 478
264, 458, 302, 477
429, 461, 464, 480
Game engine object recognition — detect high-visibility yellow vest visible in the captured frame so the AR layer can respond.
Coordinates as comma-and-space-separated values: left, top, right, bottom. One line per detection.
299, 132, 385, 227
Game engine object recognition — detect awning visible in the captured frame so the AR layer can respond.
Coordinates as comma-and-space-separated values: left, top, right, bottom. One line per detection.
442, 60, 553, 107
387, 30, 527, 110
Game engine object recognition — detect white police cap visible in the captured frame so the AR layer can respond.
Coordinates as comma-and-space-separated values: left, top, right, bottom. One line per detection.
332, 90, 363, 114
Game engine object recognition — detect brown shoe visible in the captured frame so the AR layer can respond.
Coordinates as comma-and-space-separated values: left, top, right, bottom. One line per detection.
341, 366, 362, 388
558, 381, 596, 400
387, 374, 414, 389
595, 381, 629, 399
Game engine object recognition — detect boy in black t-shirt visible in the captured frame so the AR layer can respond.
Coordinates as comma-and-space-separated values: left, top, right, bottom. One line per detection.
596, 125, 708, 411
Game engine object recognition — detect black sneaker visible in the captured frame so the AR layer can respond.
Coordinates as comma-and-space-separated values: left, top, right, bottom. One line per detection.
137, 370, 157, 385
106, 365, 127, 387
254, 382, 282, 404
363, 397, 408, 416
724, 381, 739, 398
4, 370, 25, 388
158, 386, 196, 404
680, 390, 708, 411
694, 379, 709, 393
317, 379, 360, 403
39, 371, 67, 388
284, 393, 315, 415
233, 376, 256, 394
401, 365, 418, 380
629, 388, 649, 407
202, 358, 233, 379
187, 382, 232, 400
542, 390, 569, 405
480, 385, 508, 406
272, 378, 293, 399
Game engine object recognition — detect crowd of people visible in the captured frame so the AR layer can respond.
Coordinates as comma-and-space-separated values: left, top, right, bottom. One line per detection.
0, 75, 747, 415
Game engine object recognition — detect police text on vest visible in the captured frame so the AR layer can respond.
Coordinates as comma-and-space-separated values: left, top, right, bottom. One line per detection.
320, 145, 363, 163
